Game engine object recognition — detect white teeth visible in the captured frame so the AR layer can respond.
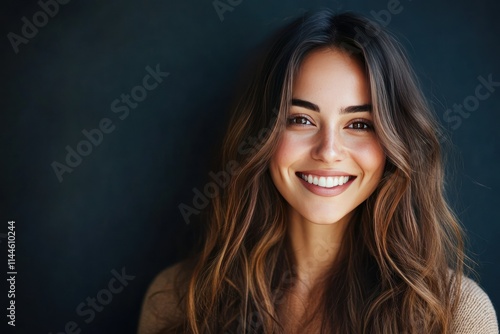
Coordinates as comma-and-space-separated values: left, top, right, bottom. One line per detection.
318, 177, 326, 186
300, 173, 351, 188
326, 177, 334, 187
333, 177, 339, 186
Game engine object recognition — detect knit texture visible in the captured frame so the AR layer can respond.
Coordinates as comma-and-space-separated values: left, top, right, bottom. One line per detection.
452, 276, 499, 333
138, 265, 500, 333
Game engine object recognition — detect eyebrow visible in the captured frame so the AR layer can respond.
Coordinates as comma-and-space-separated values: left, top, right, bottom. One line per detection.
291, 98, 372, 114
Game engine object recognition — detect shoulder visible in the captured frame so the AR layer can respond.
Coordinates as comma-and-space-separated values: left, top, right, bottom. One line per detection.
137, 262, 187, 334
452, 275, 499, 334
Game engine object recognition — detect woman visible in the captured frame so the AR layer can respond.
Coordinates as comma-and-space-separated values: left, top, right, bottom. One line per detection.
138, 10, 498, 333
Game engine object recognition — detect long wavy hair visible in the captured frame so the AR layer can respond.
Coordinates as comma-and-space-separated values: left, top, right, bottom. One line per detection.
162, 10, 467, 333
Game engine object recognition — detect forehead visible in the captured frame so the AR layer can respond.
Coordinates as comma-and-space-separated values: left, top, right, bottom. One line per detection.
292, 48, 371, 105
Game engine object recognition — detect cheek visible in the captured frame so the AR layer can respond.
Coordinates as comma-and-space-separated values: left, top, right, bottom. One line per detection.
269, 136, 288, 182
271, 133, 308, 171
345, 136, 386, 174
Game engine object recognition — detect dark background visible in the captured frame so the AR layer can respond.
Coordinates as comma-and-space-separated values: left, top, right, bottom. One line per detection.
1, 0, 499, 332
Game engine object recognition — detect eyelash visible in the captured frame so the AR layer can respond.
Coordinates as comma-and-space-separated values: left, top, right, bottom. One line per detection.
347, 119, 373, 131
287, 115, 313, 126
286, 115, 374, 131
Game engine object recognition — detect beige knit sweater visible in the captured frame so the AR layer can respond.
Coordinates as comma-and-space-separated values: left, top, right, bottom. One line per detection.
452, 276, 498, 333
138, 264, 499, 333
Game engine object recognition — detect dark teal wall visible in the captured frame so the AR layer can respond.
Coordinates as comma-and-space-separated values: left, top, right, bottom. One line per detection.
2, 0, 499, 332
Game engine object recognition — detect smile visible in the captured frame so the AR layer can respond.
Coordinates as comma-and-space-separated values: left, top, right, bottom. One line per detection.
296, 172, 356, 197
299, 173, 351, 188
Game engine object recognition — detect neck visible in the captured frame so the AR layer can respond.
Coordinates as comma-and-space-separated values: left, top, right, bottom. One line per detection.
286, 208, 351, 291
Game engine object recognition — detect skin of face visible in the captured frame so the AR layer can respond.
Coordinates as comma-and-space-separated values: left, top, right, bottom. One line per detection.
270, 48, 386, 231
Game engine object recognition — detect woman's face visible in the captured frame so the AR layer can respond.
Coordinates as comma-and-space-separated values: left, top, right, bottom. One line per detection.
270, 48, 386, 226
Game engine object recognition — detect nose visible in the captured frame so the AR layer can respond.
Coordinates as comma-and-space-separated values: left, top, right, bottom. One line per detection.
311, 126, 345, 163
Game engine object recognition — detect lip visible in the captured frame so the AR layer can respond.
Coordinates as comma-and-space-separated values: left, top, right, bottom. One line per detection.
298, 170, 353, 177
295, 171, 356, 197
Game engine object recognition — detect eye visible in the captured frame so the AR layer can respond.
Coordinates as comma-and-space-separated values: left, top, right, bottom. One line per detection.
346, 120, 373, 131
287, 115, 313, 126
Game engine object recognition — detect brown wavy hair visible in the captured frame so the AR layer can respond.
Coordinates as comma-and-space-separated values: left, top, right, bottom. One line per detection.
161, 10, 467, 333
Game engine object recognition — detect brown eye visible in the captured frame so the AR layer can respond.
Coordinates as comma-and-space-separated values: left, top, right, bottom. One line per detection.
287, 116, 312, 126
347, 121, 372, 131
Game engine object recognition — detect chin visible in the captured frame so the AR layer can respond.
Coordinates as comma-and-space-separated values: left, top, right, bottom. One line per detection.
301, 211, 352, 226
